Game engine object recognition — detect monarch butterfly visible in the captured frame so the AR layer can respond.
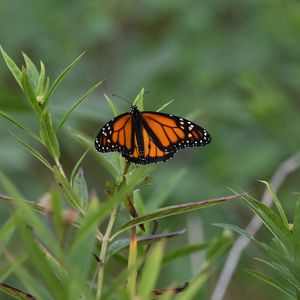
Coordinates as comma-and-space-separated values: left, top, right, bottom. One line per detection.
95, 106, 211, 164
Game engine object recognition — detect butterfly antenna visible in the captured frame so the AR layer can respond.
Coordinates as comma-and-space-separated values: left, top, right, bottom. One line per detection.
111, 93, 132, 105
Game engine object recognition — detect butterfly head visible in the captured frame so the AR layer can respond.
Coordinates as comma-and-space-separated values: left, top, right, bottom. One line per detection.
130, 105, 140, 117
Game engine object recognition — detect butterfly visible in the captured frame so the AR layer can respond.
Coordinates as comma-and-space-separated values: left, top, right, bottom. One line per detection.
95, 105, 211, 164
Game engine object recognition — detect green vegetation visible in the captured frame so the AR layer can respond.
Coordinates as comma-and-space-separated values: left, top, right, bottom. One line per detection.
1, 1, 300, 299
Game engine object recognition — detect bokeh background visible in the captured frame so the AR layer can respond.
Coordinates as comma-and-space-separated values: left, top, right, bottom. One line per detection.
1, 0, 300, 299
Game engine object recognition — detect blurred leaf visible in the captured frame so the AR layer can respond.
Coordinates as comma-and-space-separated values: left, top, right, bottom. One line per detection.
53, 166, 82, 210
70, 147, 91, 184
12, 133, 52, 170
255, 258, 300, 290
45, 52, 85, 105
127, 228, 138, 298
70, 128, 120, 177
108, 229, 186, 260
40, 109, 60, 161
0, 46, 23, 91
138, 241, 165, 299
0, 110, 41, 142
56, 80, 104, 131
104, 93, 120, 116
156, 99, 174, 112
244, 269, 295, 299
112, 194, 240, 239
260, 180, 289, 228
0, 283, 36, 300
0, 216, 17, 259
163, 242, 209, 265
132, 87, 145, 110
22, 52, 39, 91
73, 167, 89, 209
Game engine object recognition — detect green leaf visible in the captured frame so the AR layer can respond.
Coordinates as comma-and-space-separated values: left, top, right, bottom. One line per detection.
72, 167, 89, 209
21, 67, 42, 116
163, 242, 209, 265
0, 283, 36, 300
242, 194, 292, 247
0, 217, 17, 260
0, 110, 41, 142
156, 100, 174, 112
45, 52, 85, 105
69, 128, 120, 177
244, 269, 295, 299
70, 147, 91, 184
132, 88, 145, 110
0, 46, 23, 91
138, 241, 165, 299
112, 194, 240, 239
56, 80, 104, 131
40, 109, 60, 161
12, 133, 52, 170
255, 258, 300, 290
36, 61, 46, 98
108, 229, 186, 261
22, 52, 39, 91
53, 166, 83, 211
260, 180, 289, 228
127, 228, 138, 298
104, 93, 120, 116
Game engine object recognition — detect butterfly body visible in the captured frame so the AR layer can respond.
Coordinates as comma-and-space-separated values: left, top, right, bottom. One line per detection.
95, 106, 211, 164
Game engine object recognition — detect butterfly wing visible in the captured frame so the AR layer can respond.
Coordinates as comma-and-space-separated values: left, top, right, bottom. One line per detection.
141, 111, 211, 152
95, 112, 134, 156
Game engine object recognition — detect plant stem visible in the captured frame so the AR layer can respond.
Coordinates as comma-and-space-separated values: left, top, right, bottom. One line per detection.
96, 204, 120, 299
96, 162, 130, 299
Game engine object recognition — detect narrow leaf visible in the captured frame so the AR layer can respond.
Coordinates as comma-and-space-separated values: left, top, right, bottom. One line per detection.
21, 68, 41, 116
40, 109, 60, 160
245, 269, 295, 299
73, 167, 89, 208
104, 93, 120, 116
132, 88, 145, 110
112, 194, 241, 239
70, 147, 91, 184
156, 100, 174, 112
36, 61, 46, 98
127, 228, 138, 298
45, 52, 85, 105
108, 229, 186, 260
0, 46, 23, 90
0, 110, 41, 142
0, 283, 36, 300
56, 80, 104, 131
260, 180, 289, 227
22, 52, 39, 91
12, 133, 52, 170
138, 241, 165, 299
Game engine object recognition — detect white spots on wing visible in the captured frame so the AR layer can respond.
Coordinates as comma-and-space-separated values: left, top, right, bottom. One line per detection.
107, 139, 111, 143
180, 121, 184, 125
179, 118, 183, 121
188, 126, 193, 131
180, 126, 184, 130
188, 133, 192, 138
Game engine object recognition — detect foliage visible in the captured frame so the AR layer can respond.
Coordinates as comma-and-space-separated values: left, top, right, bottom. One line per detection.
215, 182, 300, 299
0, 49, 237, 299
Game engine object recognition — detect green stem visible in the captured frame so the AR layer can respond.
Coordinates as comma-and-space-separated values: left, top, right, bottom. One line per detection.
96, 162, 130, 299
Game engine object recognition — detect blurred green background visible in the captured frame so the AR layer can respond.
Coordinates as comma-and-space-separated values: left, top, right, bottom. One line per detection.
1, 0, 300, 299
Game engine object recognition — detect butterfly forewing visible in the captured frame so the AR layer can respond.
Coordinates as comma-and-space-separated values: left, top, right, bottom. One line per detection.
95, 112, 133, 156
